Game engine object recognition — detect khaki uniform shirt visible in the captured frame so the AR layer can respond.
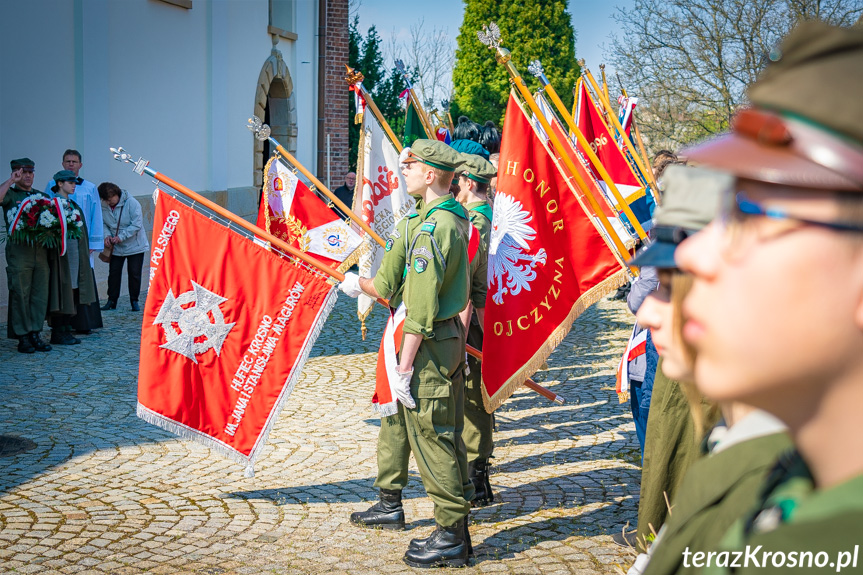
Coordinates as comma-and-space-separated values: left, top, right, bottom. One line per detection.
466, 201, 492, 310
373, 200, 424, 310
403, 195, 470, 338
704, 451, 863, 574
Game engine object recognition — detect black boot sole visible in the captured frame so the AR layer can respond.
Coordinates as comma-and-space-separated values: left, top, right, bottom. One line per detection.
403, 556, 469, 568
349, 514, 405, 531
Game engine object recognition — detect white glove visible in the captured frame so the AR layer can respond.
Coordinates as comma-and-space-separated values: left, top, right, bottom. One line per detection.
393, 368, 416, 409
339, 272, 363, 298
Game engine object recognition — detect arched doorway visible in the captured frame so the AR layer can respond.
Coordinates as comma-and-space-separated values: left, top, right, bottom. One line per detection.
253, 44, 298, 190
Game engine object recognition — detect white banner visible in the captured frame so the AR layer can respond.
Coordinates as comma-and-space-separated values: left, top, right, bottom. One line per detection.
356, 113, 415, 321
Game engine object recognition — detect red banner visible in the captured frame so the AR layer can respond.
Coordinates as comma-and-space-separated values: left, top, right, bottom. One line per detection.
481, 94, 626, 411
138, 191, 337, 472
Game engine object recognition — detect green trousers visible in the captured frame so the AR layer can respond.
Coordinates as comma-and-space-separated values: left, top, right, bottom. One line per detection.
463, 319, 494, 462
6, 242, 49, 337
375, 318, 472, 527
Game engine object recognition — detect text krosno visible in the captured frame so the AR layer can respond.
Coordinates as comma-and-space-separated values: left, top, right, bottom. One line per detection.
683, 545, 859, 572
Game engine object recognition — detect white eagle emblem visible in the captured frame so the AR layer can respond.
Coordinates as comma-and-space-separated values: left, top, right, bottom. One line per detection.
487, 193, 547, 305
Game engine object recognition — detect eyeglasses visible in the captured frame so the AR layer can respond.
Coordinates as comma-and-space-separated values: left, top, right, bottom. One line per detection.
718, 191, 863, 259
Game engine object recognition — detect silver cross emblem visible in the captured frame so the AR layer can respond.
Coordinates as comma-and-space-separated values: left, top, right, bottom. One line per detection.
154, 281, 236, 363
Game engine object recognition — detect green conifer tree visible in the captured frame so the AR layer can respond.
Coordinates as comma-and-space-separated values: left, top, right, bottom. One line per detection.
452, 0, 580, 125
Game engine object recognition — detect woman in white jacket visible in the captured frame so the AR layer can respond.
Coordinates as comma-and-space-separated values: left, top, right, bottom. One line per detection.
98, 182, 149, 311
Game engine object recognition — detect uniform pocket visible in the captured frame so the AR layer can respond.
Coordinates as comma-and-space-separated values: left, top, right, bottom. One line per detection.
433, 319, 460, 341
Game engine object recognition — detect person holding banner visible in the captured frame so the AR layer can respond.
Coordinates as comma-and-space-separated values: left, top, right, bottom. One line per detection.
454, 152, 497, 506
343, 139, 473, 567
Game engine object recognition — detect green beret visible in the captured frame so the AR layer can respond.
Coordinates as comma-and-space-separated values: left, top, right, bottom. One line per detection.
458, 153, 497, 184
749, 21, 863, 146
10, 158, 34, 170
408, 139, 461, 171
51, 170, 83, 191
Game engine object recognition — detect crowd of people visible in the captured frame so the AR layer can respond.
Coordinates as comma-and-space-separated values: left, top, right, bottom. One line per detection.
1, 150, 149, 353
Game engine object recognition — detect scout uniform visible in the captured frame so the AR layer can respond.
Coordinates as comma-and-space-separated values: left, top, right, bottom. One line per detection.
46, 170, 97, 345
349, 203, 423, 530
397, 140, 473, 568
671, 23, 863, 575
455, 153, 497, 506
2, 158, 51, 352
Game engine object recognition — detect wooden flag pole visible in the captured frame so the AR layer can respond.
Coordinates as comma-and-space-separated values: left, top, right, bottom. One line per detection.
478, 35, 634, 269
110, 146, 565, 407
528, 61, 646, 241
582, 66, 661, 194
345, 66, 403, 153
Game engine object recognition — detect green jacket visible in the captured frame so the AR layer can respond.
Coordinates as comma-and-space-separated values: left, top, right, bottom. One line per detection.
704, 451, 863, 574
466, 201, 491, 310
48, 200, 97, 315
373, 201, 423, 310
403, 195, 470, 338
643, 414, 792, 575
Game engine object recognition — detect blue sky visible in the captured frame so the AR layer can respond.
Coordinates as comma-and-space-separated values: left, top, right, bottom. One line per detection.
354, 0, 635, 75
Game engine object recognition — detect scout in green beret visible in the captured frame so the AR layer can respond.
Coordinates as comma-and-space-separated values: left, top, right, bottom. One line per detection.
671, 22, 863, 574
340, 140, 473, 567
453, 152, 497, 506
0, 158, 52, 353
625, 166, 792, 575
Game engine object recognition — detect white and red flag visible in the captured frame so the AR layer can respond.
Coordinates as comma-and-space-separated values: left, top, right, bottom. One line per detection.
575, 81, 653, 231
138, 190, 338, 474
481, 93, 626, 411
355, 110, 415, 325
257, 156, 363, 269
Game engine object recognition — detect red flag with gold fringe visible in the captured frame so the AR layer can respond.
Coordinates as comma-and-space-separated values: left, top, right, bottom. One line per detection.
481, 93, 626, 412
138, 189, 337, 474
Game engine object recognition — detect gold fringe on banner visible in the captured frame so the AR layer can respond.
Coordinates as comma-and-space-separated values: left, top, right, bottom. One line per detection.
481, 269, 628, 413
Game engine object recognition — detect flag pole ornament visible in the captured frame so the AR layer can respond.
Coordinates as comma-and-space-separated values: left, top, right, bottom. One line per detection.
478, 24, 636, 271
111, 146, 341, 478
580, 64, 662, 197
395, 59, 436, 139
344, 65, 403, 153
247, 116, 385, 248
600, 63, 611, 103
527, 59, 648, 241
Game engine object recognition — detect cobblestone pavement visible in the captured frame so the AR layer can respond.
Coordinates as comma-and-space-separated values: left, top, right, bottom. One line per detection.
0, 292, 641, 574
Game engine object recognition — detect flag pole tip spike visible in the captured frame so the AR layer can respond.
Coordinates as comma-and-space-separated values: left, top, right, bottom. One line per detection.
553, 396, 565, 405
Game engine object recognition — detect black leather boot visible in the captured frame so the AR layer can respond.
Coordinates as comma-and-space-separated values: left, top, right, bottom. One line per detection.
410, 516, 473, 556
403, 519, 468, 568
469, 459, 494, 507
101, 300, 117, 311
131, 301, 140, 312
17, 336, 35, 354
29, 332, 52, 352
349, 489, 405, 530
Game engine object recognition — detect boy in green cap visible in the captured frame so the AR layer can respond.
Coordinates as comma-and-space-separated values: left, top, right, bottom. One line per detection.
341, 139, 473, 567
454, 152, 496, 505
674, 22, 863, 574
1, 158, 52, 353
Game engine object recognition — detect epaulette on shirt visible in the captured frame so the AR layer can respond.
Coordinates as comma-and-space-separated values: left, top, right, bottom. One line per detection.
421, 220, 437, 234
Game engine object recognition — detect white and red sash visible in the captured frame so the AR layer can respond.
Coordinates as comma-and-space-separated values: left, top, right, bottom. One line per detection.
467, 222, 480, 263
616, 322, 648, 403
374, 303, 407, 417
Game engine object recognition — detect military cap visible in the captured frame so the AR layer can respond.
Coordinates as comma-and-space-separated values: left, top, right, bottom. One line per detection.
404, 139, 462, 171
684, 22, 863, 191
10, 158, 35, 170
458, 153, 497, 184
629, 165, 732, 268
51, 170, 83, 191
450, 138, 490, 160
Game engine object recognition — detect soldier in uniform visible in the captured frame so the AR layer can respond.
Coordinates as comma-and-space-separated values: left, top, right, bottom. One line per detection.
1, 158, 52, 353
672, 23, 863, 574
454, 152, 497, 505
341, 140, 473, 567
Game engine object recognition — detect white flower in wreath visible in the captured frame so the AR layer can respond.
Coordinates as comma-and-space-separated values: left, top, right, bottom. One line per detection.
6, 210, 14, 224
39, 211, 57, 227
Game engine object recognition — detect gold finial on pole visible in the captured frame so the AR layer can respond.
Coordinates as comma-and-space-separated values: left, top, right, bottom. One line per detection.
344, 64, 403, 152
